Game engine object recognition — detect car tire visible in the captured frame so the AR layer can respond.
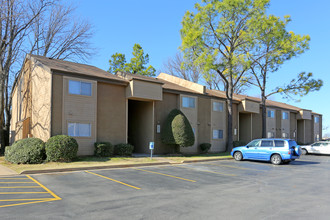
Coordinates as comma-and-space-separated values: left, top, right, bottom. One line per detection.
271, 154, 282, 165
234, 151, 243, 161
301, 149, 308, 155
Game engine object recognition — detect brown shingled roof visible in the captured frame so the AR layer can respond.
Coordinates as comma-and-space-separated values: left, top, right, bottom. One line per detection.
29, 54, 128, 83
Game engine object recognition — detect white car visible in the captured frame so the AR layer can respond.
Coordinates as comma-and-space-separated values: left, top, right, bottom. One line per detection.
301, 141, 330, 155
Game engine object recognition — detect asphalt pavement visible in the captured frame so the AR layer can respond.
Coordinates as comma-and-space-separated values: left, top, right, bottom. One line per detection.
1, 155, 330, 220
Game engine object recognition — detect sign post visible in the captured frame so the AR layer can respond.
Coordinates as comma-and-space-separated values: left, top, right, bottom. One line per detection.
149, 142, 154, 159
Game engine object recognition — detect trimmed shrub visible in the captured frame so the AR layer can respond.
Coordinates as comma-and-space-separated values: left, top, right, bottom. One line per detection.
200, 143, 211, 153
233, 141, 246, 148
114, 143, 134, 156
45, 135, 78, 162
94, 142, 114, 157
161, 109, 195, 148
5, 138, 45, 164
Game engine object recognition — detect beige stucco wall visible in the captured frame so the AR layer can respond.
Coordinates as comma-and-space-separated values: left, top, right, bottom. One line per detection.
51, 74, 63, 136
198, 97, 211, 149
305, 119, 313, 144
10, 85, 18, 144
298, 110, 312, 120
154, 92, 179, 154
62, 76, 97, 155
30, 61, 52, 142
252, 112, 262, 140
180, 94, 198, 153
238, 100, 260, 114
126, 80, 162, 101
97, 82, 126, 145
210, 99, 226, 152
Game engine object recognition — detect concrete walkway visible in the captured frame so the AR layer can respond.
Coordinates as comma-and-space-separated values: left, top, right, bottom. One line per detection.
0, 164, 17, 176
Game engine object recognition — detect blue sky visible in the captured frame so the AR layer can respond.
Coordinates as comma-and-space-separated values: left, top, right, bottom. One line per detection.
74, 0, 330, 136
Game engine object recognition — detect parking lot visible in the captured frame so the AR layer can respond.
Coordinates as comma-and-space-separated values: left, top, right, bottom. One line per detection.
1, 155, 330, 219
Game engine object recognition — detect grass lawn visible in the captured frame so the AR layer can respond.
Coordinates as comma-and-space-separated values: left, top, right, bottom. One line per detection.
0, 152, 231, 174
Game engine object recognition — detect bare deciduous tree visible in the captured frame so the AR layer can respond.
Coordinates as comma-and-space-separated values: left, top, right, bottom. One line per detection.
0, 0, 94, 154
163, 52, 200, 83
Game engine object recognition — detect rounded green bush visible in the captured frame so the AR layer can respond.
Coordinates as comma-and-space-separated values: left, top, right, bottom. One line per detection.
200, 143, 211, 153
45, 135, 78, 162
114, 143, 134, 156
5, 138, 45, 164
94, 142, 114, 157
161, 109, 195, 148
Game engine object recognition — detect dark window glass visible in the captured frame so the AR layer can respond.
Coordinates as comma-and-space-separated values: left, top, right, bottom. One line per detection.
261, 140, 274, 147
274, 140, 285, 147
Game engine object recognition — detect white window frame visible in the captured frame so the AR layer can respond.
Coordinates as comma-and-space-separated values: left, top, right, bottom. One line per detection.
212, 129, 223, 140
282, 112, 289, 120
213, 101, 224, 112
182, 96, 196, 108
267, 110, 275, 118
69, 80, 92, 96
68, 122, 91, 137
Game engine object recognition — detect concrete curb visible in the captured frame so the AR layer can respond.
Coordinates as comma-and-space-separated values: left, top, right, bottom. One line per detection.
20, 162, 171, 174
19, 157, 233, 175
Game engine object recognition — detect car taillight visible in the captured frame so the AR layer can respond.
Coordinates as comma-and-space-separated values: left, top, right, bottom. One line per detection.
288, 150, 291, 154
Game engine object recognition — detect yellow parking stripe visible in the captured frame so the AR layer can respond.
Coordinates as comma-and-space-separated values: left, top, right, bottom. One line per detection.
0, 198, 53, 202
0, 182, 34, 184
133, 168, 196, 182
85, 171, 141, 190
26, 175, 62, 200
0, 192, 48, 194
0, 199, 56, 208
0, 178, 29, 180
174, 165, 236, 176
209, 163, 266, 172
0, 186, 40, 189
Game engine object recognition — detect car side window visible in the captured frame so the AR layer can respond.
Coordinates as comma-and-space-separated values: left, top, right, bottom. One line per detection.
274, 140, 285, 147
261, 140, 274, 147
312, 143, 321, 147
247, 140, 260, 147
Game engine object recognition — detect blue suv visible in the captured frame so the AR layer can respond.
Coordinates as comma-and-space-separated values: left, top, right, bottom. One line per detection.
231, 139, 301, 165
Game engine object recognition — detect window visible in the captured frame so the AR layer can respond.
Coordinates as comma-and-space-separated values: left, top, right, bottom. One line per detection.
282, 112, 289, 120
247, 140, 260, 147
182, 96, 195, 108
69, 80, 92, 96
267, 132, 274, 138
261, 140, 274, 147
213, 101, 224, 112
68, 123, 91, 137
274, 140, 285, 147
267, 110, 275, 118
314, 116, 319, 123
213, 129, 223, 139
282, 132, 288, 138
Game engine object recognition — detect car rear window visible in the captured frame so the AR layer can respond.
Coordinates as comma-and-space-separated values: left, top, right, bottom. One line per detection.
274, 140, 285, 147
289, 140, 297, 147
261, 140, 274, 147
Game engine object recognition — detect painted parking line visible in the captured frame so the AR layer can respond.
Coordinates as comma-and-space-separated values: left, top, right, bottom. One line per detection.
0, 175, 61, 208
133, 168, 196, 182
85, 171, 141, 190
208, 163, 266, 172
173, 165, 236, 177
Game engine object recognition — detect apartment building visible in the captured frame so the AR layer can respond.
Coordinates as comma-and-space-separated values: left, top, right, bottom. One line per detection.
10, 55, 322, 155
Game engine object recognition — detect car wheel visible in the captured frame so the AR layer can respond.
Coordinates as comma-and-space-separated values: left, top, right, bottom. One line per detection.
301, 149, 308, 155
271, 154, 282, 165
234, 151, 243, 161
